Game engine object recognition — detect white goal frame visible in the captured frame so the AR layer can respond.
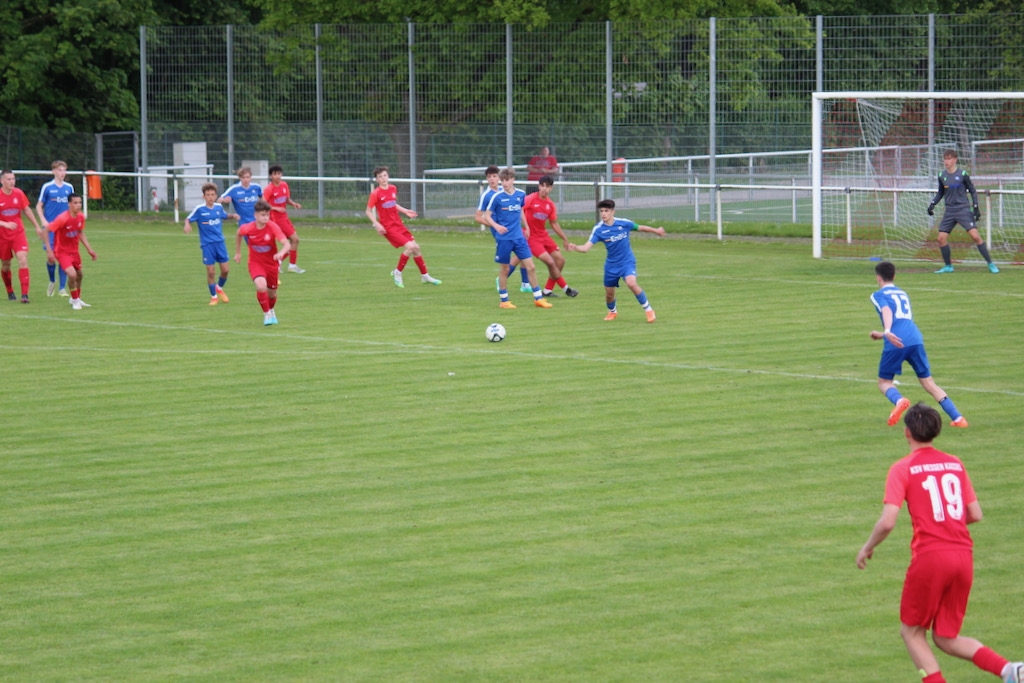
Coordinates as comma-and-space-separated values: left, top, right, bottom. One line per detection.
811, 91, 1024, 258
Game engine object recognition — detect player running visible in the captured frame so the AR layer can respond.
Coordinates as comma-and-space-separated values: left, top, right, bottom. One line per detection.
264, 164, 305, 273
184, 182, 236, 306
219, 166, 262, 227
482, 168, 551, 309
0, 169, 46, 303
514, 175, 578, 298
234, 200, 290, 326
45, 194, 96, 310
366, 166, 441, 288
567, 199, 662, 322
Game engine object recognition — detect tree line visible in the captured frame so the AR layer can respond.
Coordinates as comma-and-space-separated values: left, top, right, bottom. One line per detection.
1, 0, 1018, 134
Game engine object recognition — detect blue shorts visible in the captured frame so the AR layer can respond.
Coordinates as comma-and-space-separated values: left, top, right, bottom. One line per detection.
604, 261, 638, 288
494, 238, 532, 265
879, 343, 931, 380
201, 240, 230, 266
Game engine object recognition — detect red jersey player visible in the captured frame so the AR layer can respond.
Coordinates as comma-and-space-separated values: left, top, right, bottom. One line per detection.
517, 175, 577, 298
263, 164, 304, 273
234, 199, 290, 326
45, 194, 96, 310
857, 402, 1023, 683
366, 166, 441, 288
0, 168, 45, 303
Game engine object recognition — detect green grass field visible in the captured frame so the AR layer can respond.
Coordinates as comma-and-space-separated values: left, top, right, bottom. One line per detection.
3, 214, 1022, 682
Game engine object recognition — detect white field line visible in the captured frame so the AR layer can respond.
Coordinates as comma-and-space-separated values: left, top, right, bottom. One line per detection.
2, 314, 1022, 397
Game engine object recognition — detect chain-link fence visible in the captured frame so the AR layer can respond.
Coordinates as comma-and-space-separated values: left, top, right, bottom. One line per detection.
137, 14, 1024, 216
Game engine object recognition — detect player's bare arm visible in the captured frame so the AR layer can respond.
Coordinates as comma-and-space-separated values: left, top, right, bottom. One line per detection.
638, 225, 666, 237
485, 211, 507, 235
397, 204, 417, 219
856, 503, 899, 569
871, 308, 904, 348
567, 241, 593, 253
80, 233, 97, 260
234, 233, 244, 262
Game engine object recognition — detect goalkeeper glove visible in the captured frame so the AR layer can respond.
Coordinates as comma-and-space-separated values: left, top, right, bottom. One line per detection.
927, 204, 935, 216
973, 206, 981, 221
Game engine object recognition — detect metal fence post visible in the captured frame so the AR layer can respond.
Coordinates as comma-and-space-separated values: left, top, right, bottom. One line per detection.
709, 17, 717, 222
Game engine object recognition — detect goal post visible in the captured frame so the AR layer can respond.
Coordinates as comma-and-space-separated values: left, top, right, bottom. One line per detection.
812, 91, 1024, 261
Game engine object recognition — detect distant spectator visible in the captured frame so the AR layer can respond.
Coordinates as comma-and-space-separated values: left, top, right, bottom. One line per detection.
526, 146, 559, 193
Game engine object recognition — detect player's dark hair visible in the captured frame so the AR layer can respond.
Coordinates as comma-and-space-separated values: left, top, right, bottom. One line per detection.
498, 167, 516, 181
254, 199, 272, 213
201, 182, 218, 194
943, 149, 958, 160
68, 193, 82, 202
268, 164, 283, 175
538, 175, 554, 186
373, 166, 388, 177
1, 169, 13, 177
484, 165, 499, 176
875, 261, 896, 282
904, 402, 942, 442
597, 199, 616, 210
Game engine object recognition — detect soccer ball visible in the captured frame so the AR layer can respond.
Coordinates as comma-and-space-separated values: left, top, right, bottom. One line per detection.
485, 323, 506, 342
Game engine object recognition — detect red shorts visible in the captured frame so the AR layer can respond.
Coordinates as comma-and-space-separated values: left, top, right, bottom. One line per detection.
900, 549, 973, 638
56, 250, 82, 273
0, 228, 29, 260
275, 216, 296, 238
528, 233, 559, 257
383, 225, 414, 248
248, 261, 281, 288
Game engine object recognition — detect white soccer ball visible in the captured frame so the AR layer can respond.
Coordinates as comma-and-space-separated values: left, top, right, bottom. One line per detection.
485, 323, 506, 342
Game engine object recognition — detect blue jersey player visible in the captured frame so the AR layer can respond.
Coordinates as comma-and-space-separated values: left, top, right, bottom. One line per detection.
218, 166, 262, 226
928, 150, 998, 274
482, 167, 551, 309
869, 261, 967, 428
35, 160, 74, 296
568, 199, 664, 323
185, 182, 236, 306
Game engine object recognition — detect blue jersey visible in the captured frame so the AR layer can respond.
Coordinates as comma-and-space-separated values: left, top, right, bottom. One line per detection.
871, 284, 924, 349
220, 183, 262, 224
37, 181, 75, 222
484, 189, 526, 241
588, 218, 639, 271
186, 203, 230, 246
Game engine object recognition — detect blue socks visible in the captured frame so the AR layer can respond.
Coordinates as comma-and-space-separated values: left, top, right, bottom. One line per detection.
939, 396, 962, 421
884, 387, 903, 405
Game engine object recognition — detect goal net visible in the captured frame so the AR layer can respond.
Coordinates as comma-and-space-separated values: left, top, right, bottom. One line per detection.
811, 92, 1024, 263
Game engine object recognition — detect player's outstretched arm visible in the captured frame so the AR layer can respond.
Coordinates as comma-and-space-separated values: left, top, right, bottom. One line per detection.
637, 225, 666, 237
397, 204, 418, 219
567, 241, 593, 253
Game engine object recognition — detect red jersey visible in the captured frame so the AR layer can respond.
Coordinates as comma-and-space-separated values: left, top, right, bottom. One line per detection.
0, 187, 31, 232
238, 220, 287, 268
523, 192, 556, 239
48, 210, 86, 254
367, 185, 405, 231
527, 154, 558, 181
884, 446, 976, 559
263, 181, 292, 217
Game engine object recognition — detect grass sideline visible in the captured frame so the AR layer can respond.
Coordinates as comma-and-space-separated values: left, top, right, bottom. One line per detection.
3, 217, 1022, 682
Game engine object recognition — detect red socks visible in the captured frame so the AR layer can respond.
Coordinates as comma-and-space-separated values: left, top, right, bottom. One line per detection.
2, 269, 11, 293
922, 672, 946, 683
289, 248, 297, 265
18, 267, 29, 296
256, 291, 271, 312
397, 254, 409, 272
71, 288, 81, 299
973, 646, 1009, 676
414, 256, 427, 274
